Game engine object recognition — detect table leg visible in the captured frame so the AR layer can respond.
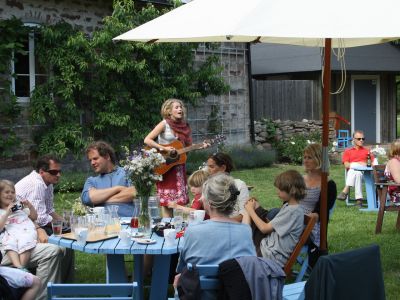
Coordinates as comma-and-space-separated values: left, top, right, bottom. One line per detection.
149, 255, 172, 300
360, 171, 378, 212
133, 255, 144, 300
106, 254, 127, 283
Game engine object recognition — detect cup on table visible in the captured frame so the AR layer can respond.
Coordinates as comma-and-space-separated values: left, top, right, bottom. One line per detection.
74, 227, 89, 246
119, 229, 131, 246
52, 220, 63, 236
194, 210, 206, 222
164, 228, 177, 246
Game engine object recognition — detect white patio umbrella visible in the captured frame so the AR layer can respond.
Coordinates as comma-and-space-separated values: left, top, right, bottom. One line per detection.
114, 0, 400, 251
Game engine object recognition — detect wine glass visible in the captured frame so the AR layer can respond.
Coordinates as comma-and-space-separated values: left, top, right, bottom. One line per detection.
130, 199, 140, 235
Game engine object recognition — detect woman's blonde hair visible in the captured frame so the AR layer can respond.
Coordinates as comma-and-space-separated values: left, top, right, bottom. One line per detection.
202, 173, 239, 216
161, 98, 187, 120
389, 139, 400, 158
188, 169, 209, 188
0, 180, 15, 205
274, 170, 306, 201
303, 143, 322, 170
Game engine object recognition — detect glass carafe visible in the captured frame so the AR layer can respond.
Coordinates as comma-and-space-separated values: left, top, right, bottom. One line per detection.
105, 205, 121, 235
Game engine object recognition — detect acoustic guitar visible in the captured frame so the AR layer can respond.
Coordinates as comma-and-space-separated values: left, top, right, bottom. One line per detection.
148, 135, 225, 175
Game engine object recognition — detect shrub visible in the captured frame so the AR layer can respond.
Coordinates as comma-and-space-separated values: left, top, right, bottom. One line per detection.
276, 132, 321, 164
54, 171, 87, 193
186, 145, 276, 174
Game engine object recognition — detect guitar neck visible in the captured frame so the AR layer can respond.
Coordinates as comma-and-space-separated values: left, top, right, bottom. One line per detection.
177, 144, 203, 155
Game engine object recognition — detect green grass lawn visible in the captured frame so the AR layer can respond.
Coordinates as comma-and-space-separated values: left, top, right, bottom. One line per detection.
55, 164, 400, 299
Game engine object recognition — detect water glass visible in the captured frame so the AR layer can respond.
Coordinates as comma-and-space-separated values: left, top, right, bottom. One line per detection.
148, 196, 160, 227
173, 208, 183, 229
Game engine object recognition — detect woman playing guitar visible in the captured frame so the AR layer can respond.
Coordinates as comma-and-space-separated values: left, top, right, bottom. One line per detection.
145, 99, 207, 218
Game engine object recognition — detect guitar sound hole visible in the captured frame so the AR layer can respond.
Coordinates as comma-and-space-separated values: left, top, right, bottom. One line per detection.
170, 150, 178, 158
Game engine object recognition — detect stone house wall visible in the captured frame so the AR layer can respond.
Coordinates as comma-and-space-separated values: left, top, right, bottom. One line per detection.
0, 1, 250, 181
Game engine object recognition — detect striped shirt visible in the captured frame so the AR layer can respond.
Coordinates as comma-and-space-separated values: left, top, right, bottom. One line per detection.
15, 171, 55, 226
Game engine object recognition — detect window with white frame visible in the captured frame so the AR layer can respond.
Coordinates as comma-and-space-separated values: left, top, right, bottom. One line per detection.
11, 23, 47, 102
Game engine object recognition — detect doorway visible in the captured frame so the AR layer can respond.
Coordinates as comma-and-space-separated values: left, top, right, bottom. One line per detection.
351, 75, 380, 143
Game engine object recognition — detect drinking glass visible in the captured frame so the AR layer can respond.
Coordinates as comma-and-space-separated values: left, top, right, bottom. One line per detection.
74, 216, 89, 246
52, 220, 63, 236
173, 208, 183, 229
130, 199, 140, 234
62, 210, 72, 231
148, 196, 160, 227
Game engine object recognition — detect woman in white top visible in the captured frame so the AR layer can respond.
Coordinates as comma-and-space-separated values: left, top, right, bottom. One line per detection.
144, 99, 193, 217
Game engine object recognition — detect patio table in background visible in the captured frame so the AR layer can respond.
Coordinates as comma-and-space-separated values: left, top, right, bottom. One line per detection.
352, 165, 378, 212
48, 218, 181, 300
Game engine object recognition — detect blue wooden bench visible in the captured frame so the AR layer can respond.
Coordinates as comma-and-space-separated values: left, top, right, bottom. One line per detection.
47, 282, 138, 300
169, 264, 305, 300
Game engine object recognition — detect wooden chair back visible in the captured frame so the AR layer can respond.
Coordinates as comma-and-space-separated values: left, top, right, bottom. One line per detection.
373, 164, 387, 184
47, 282, 138, 300
284, 214, 318, 277
372, 164, 400, 234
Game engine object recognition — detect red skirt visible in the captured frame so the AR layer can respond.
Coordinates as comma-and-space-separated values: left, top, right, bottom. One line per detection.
157, 164, 189, 206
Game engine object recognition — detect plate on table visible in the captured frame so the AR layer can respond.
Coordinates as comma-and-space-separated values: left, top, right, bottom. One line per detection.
131, 232, 144, 238
134, 238, 156, 245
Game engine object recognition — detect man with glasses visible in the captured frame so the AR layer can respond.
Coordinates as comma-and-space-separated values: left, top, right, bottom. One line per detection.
337, 130, 374, 207
15, 155, 64, 236
1, 154, 74, 300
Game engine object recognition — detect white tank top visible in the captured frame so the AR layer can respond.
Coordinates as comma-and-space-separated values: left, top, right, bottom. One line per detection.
158, 120, 177, 144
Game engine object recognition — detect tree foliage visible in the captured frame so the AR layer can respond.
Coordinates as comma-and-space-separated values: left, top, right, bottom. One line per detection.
0, 17, 26, 157
30, 0, 228, 157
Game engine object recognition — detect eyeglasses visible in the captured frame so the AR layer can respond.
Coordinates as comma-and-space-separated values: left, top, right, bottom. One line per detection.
46, 169, 62, 176
354, 138, 365, 141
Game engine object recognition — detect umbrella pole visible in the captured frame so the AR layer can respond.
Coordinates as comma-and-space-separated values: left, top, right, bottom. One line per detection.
320, 38, 331, 253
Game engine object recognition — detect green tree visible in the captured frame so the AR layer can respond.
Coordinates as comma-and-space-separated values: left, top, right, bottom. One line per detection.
29, 0, 228, 157
0, 17, 26, 157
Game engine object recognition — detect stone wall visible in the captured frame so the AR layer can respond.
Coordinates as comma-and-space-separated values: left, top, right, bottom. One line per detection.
254, 119, 336, 149
0, 0, 112, 33
188, 43, 250, 145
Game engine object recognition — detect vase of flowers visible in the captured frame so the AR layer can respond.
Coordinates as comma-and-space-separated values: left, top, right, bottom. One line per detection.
371, 145, 387, 164
121, 147, 165, 237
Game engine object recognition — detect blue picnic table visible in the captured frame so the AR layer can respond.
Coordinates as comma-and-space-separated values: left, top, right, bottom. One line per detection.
48, 218, 181, 300
352, 165, 378, 211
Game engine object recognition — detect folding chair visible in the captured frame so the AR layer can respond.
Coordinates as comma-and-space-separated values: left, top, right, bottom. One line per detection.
304, 245, 385, 300
373, 165, 400, 233
169, 262, 304, 300
283, 214, 317, 279
336, 130, 352, 149
47, 282, 138, 300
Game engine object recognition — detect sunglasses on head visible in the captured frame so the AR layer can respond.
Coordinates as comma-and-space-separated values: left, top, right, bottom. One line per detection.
354, 137, 365, 141
46, 169, 62, 176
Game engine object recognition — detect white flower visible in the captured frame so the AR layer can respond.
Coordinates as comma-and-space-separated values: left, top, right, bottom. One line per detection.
121, 147, 166, 194
290, 141, 295, 145
307, 140, 311, 144
370, 145, 386, 156
332, 141, 338, 147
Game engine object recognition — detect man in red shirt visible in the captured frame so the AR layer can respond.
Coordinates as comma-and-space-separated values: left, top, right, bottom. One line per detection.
337, 130, 374, 207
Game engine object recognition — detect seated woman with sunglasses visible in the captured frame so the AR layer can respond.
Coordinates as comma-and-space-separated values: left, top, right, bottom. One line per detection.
337, 130, 375, 207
